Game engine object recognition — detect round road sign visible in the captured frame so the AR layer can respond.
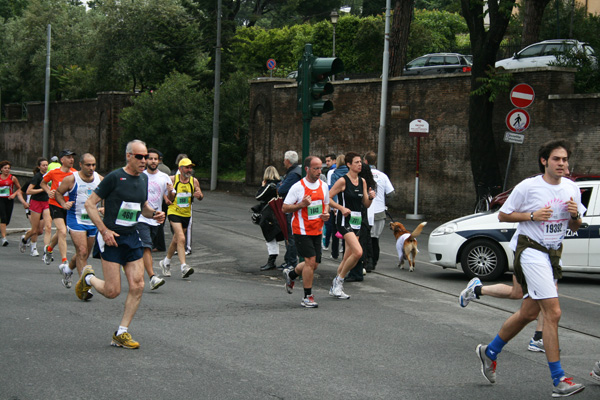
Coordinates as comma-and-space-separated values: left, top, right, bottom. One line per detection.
506, 108, 530, 132
510, 83, 535, 108
266, 58, 276, 70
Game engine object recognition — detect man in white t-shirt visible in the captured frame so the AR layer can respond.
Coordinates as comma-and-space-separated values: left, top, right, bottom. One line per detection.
138, 148, 174, 290
475, 139, 586, 398
363, 151, 394, 271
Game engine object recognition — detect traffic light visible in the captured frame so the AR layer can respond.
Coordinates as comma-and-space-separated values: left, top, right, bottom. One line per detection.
297, 44, 344, 118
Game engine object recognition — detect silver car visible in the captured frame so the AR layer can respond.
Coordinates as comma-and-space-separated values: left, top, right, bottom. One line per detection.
403, 53, 472, 76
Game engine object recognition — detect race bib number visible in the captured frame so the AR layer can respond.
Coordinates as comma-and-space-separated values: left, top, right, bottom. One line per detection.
541, 207, 569, 245
307, 200, 323, 220
0, 186, 9, 197
176, 192, 191, 208
349, 211, 362, 230
115, 201, 141, 227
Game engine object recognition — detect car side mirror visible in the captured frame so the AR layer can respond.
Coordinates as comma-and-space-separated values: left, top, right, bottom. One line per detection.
513, 53, 518, 59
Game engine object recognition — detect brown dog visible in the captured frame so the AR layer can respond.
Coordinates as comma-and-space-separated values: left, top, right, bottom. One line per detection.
390, 221, 427, 272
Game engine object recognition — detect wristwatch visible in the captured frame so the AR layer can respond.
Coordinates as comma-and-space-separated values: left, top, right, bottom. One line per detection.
571, 212, 580, 220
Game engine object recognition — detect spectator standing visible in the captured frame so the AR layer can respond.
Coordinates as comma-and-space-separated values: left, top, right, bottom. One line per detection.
276, 150, 302, 270
255, 166, 283, 271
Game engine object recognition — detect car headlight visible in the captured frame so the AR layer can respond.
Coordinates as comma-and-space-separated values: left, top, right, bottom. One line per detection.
431, 223, 458, 236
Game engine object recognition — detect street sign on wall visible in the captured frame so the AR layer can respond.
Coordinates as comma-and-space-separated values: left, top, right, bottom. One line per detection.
409, 119, 429, 137
510, 83, 535, 108
266, 58, 276, 70
504, 131, 525, 144
506, 108, 530, 132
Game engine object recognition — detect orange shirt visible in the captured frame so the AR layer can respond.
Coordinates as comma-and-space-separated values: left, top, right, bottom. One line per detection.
291, 179, 326, 236
43, 167, 77, 207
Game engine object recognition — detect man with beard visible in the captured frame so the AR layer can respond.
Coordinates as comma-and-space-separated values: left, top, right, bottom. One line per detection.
159, 158, 203, 279
138, 148, 173, 290
54, 153, 103, 294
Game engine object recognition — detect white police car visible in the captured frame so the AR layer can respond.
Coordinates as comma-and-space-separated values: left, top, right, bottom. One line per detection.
428, 180, 600, 281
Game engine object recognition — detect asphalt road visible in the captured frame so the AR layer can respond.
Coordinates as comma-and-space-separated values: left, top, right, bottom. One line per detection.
1, 190, 599, 399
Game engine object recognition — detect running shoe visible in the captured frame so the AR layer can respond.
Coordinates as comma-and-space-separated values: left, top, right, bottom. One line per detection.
159, 259, 171, 277
181, 264, 194, 278
528, 338, 545, 353
1, 237, 8, 246
329, 277, 350, 299
476, 344, 497, 384
19, 235, 27, 253
60, 264, 73, 289
111, 332, 140, 349
150, 275, 165, 290
43, 245, 53, 265
84, 290, 94, 301
459, 277, 482, 307
300, 295, 318, 308
283, 267, 295, 294
58, 262, 68, 275
552, 377, 584, 397
590, 361, 600, 382
75, 265, 95, 300
30, 247, 39, 257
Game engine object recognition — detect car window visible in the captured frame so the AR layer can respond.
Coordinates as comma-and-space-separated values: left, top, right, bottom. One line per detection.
444, 56, 459, 65
580, 187, 593, 215
584, 45, 596, 56
542, 43, 564, 56
407, 57, 427, 68
427, 56, 445, 66
519, 44, 545, 58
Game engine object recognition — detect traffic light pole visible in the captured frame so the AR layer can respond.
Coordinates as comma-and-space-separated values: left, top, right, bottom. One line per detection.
300, 45, 313, 165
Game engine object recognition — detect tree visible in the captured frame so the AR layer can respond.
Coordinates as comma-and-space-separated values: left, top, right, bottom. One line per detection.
460, 0, 516, 192
521, 0, 551, 47
389, 0, 415, 77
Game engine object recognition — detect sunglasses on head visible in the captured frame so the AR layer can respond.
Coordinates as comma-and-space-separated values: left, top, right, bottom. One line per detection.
130, 153, 149, 160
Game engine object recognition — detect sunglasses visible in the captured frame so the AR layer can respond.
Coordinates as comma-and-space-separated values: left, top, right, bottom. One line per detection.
129, 153, 149, 160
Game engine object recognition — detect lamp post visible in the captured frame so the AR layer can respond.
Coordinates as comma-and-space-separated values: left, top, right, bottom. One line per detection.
330, 10, 339, 81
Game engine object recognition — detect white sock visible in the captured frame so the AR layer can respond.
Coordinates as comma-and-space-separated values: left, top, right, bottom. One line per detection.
164, 257, 171, 265
85, 274, 94, 285
116, 326, 128, 336
31, 242, 37, 249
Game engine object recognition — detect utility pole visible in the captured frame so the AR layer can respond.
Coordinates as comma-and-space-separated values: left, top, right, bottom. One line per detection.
210, 0, 222, 191
43, 24, 51, 159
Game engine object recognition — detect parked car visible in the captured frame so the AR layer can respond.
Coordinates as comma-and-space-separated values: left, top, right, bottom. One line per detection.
403, 53, 472, 76
428, 179, 600, 281
495, 39, 597, 70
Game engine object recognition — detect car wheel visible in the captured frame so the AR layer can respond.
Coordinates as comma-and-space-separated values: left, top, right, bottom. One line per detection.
460, 239, 506, 281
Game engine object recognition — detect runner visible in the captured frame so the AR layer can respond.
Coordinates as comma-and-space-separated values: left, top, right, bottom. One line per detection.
54, 153, 103, 293
21, 157, 51, 257
76, 139, 165, 349
281, 156, 330, 308
0, 160, 29, 245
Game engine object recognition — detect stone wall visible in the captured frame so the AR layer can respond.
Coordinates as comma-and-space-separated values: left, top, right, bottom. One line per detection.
248, 68, 600, 219
0, 92, 132, 173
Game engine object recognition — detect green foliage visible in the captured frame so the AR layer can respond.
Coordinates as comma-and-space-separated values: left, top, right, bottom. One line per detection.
539, 0, 600, 50
51, 65, 98, 100
407, 9, 469, 60
119, 70, 250, 171
0, 0, 28, 19
550, 50, 600, 93
471, 67, 513, 102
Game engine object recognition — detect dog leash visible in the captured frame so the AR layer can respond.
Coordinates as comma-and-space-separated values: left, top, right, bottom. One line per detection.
385, 210, 396, 223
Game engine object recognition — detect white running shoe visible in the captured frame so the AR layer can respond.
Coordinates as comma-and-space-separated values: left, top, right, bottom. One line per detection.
527, 338, 545, 353
329, 277, 351, 299
30, 247, 39, 257
459, 277, 482, 307
43, 245, 53, 265
60, 264, 73, 289
590, 361, 600, 381
300, 295, 318, 308
150, 275, 165, 290
58, 262, 68, 275
1, 237, 8, 246
181, 264, 194, 278
552, 377, 584, 397
19, 235, 27, 253
159, 259, 171, 277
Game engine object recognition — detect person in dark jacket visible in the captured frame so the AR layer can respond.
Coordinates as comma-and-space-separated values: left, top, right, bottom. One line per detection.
255, 166, 283, 270
276, 151, 302, 270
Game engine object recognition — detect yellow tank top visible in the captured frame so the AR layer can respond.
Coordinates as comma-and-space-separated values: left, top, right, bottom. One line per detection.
168, 175, 193, 217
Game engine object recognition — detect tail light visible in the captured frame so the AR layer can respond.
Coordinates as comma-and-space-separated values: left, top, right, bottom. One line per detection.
462, 66, 472, 72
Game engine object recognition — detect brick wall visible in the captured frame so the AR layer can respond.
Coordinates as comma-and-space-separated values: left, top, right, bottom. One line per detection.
248, 68, 600, 219
0, 92, 132, 173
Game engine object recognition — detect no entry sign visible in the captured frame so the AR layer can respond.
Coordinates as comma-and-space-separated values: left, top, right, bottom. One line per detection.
510, 84, 535, 108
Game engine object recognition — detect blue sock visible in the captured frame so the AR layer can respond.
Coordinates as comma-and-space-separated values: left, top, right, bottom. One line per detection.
549, 361, 564, 386
486, 335, 507, 361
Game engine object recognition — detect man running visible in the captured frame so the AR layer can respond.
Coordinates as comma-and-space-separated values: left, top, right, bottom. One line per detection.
138, 148, 173, 290
54, 153, 103, 293
40, 150, 77, 269
474, 139, 586, 397
282, 156, 329, 308
77, 140, 165, 349
159, 158, 203, 279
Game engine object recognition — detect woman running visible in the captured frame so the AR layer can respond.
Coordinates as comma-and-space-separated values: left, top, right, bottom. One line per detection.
20, 158, 51, 256
327, 152, 376, 299
0, 160, 29, 246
